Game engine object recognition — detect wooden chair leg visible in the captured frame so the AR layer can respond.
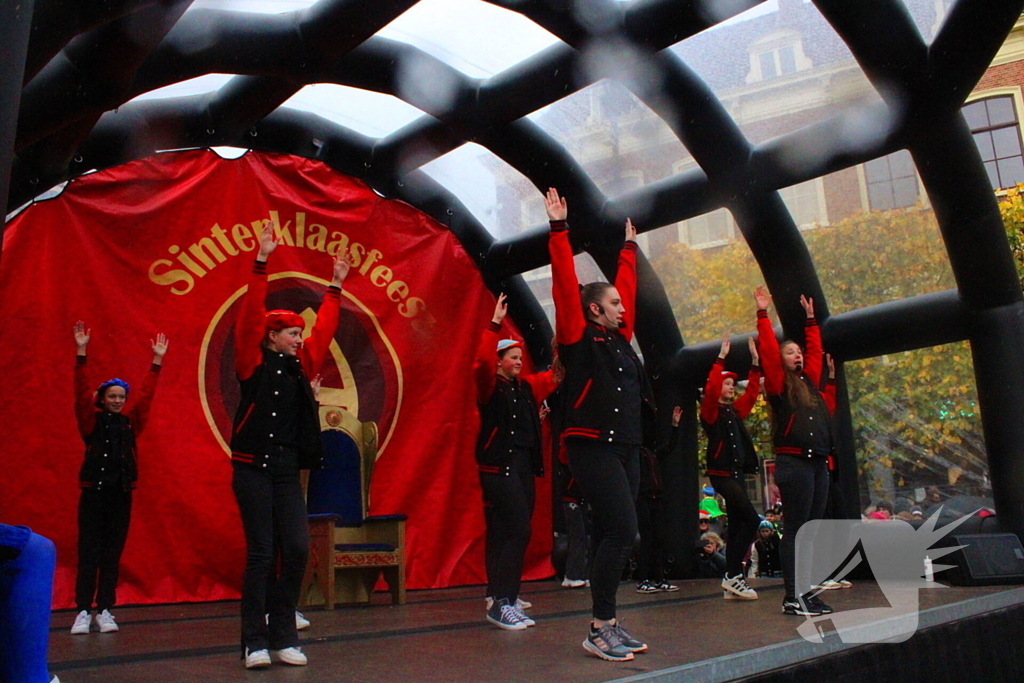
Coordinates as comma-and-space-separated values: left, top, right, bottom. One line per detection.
303, 520, 334, 609
382, 565, 406, 605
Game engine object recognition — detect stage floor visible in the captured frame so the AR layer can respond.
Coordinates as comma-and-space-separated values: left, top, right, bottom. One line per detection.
49, 577, 1024, 683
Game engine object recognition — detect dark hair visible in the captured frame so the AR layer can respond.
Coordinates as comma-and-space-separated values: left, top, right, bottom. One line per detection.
779, 339, 816, 410
580, 282, 614, 320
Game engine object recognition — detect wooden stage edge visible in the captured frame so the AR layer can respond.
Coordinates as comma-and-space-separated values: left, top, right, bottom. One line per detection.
48, 579, 1024, 683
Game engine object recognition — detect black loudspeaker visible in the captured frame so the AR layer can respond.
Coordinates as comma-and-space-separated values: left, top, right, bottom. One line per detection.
943, 533, 1024, 586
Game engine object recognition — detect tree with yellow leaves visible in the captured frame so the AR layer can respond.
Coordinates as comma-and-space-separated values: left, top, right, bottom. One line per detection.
653, 205, 1000, 502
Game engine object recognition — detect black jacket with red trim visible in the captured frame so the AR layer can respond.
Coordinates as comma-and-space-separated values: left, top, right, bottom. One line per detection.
476, 374, 544, 477
700, 358, 762, 479
548, 221, 655, 445
473, 321, 558, 477
75, 355, 160, 491
229, 259, 341, 471
757, 310, 835, 459
231, 348, 324, 470
702, 404, 759, 478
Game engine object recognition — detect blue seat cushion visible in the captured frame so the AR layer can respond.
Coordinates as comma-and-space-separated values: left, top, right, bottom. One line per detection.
335, 543, 396, 552
307, 430, 363, 525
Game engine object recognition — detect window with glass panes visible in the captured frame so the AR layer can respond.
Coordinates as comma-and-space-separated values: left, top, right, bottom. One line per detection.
757, 46, 798, 81
686, 209, 731, 246
963, 96, 1024, 191
865, 149, 919, 210
780, 179, 825, 228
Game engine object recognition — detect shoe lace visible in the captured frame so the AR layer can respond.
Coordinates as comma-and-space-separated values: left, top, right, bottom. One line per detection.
500, 604, 524, 623
613, 622, 635, 642
595, 624, 625, 650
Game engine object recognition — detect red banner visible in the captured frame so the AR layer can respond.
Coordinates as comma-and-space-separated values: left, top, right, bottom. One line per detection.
0, 150, 553, 607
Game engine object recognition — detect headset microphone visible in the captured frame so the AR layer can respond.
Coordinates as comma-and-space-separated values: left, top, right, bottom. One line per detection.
598, 302, 627, 329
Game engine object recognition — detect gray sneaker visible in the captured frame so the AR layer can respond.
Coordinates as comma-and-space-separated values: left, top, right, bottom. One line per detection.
583, 623, 635, 661
613, 621, 647, 652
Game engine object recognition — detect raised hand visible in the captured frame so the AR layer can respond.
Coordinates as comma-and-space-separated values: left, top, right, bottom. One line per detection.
74, 321, 91, 351
671, 405, 682, 427
492, 293, 508, 325
310, 374, 323, 401
151, 333, 169, 363
748, 337, 759, 365
625, 218, 637, 243
258, 221, 279, 260
718, 336, 731, 359
544, 187, 567, 222
754, 285, 772, 311
826, 353, 835, 379
800, 294, 815, 319
332, 248, 354, 286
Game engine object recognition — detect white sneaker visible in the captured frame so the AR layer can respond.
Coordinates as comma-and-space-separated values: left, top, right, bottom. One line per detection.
516, 597, 532, 610
721, 574, 758, 600
813, 579, 843, 590
295, 611, 310, 630
70, 610, 91, 635
50, 676, 60, 683
95, 609, 119, 633
245, 648, 271, 669
562, 577, 587, 588
273, 647, 308, 666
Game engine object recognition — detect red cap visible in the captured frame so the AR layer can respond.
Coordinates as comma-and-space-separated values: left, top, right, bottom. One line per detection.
265, 310, 305, 331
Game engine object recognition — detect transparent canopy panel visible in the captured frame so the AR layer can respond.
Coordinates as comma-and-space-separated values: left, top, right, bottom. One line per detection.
527, 80, 690, 199
673, 0, 883, 150
644, 211, 763, 347
378, 0, 561, 78
185, 0, 315, 13
132, 74, 234, 101
808, 160, 956, 316
899, 0, 953, 44
421, 142, 537, 238
846, 341, 989, 511
282, 84, 426, 138
522, 252, 605, 332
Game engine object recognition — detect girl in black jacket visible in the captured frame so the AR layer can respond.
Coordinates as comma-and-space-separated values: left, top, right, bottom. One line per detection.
700, 337, 762, 601
754, 286, 837, 617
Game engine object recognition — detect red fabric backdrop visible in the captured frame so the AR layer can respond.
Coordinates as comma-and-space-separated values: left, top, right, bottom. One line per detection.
0, 149, 553, 607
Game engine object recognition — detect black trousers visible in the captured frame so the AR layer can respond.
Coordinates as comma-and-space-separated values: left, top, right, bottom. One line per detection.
567, 440, 639, 622
774, 455, 830, 600
562, 501, 591, 581
481, 452, 535, 603
232, 463, 308, 653
634, 495, 665, 583
75, 488, 132, 612
709, 475, 761, 578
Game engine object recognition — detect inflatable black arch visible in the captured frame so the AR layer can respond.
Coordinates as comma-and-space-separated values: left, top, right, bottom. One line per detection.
4, 0, 1024, 575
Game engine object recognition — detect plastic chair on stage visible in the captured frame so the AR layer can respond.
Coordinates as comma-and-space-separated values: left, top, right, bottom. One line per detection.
301, 405, 406, 608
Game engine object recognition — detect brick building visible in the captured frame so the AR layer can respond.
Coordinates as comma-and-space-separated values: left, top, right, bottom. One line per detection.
495, 1, 1024, 253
